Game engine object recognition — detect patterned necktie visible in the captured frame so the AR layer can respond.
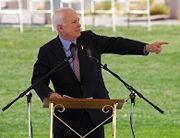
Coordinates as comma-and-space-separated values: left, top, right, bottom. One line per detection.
70, 43, 80, 81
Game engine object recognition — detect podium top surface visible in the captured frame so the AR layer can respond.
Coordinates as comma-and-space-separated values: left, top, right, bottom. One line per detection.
43, 97, 125, 109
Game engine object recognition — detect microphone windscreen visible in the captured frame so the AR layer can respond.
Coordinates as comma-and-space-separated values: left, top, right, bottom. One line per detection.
70, 43, 77, 59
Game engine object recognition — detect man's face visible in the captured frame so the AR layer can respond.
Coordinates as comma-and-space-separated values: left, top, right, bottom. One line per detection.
59, 10, 81, 41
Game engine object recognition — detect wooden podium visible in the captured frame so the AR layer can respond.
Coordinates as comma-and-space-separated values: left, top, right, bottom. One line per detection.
43, 98, 125, 138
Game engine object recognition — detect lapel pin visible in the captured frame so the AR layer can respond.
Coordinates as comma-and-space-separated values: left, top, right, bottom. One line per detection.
81, 45, 84, 50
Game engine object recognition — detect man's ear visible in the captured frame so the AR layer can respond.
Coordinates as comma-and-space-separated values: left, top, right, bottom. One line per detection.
57, 24, 64, 32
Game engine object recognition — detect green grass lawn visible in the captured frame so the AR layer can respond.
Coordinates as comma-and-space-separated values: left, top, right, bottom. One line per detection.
0, 25, 179, 138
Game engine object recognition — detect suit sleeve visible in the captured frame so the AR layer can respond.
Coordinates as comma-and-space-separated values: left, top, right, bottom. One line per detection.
31, 47, 54, 101
89, 31, 148, 55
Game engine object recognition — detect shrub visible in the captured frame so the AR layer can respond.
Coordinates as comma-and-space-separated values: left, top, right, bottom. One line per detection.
150, 4, 169, 15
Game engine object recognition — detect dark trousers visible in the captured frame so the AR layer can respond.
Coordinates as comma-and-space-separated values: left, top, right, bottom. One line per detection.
53, 109, 105, 138
54, 127, 104, 138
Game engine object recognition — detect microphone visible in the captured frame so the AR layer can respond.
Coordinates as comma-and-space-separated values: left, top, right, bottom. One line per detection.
78, 39, 99, 63
83, 45, 99, 63
64, 55, 73, 62
85, 46, 92, 58
70, 43, 77, 59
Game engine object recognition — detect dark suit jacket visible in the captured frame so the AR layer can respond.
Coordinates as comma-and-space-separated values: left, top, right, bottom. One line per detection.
31, 30, 147, 131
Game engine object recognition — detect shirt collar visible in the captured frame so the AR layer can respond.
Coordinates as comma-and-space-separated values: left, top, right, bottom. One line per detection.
59, 36, 76, 51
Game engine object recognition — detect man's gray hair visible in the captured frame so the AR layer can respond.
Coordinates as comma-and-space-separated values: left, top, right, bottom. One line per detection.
53, 9, 65, 32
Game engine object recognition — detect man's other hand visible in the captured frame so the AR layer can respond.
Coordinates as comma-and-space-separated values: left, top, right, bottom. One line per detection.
50, 92, 62, 99
146, 41, 168, 54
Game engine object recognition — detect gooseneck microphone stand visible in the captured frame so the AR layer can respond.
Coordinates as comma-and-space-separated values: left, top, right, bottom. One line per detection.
1, 55, 73, 112
1, 55, 73, 137
88, 56, 164, 138
89, 56, 164, 113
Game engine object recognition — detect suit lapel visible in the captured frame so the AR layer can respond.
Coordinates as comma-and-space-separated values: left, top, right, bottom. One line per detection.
49, 36, 78, 82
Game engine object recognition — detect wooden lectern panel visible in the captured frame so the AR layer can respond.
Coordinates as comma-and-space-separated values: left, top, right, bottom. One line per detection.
43, 97, 124, 109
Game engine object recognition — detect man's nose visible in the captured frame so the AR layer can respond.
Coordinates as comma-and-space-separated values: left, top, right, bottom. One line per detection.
78, 22, 81, 27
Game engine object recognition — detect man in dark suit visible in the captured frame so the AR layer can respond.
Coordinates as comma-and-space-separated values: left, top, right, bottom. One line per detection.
31, 7, 168, 138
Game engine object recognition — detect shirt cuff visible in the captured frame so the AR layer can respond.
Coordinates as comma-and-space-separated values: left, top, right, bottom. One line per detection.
143, 45, 149, 55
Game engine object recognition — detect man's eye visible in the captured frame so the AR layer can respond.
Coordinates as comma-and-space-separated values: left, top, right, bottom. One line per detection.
72, 21, 77, 23
72, 19, 80, 24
